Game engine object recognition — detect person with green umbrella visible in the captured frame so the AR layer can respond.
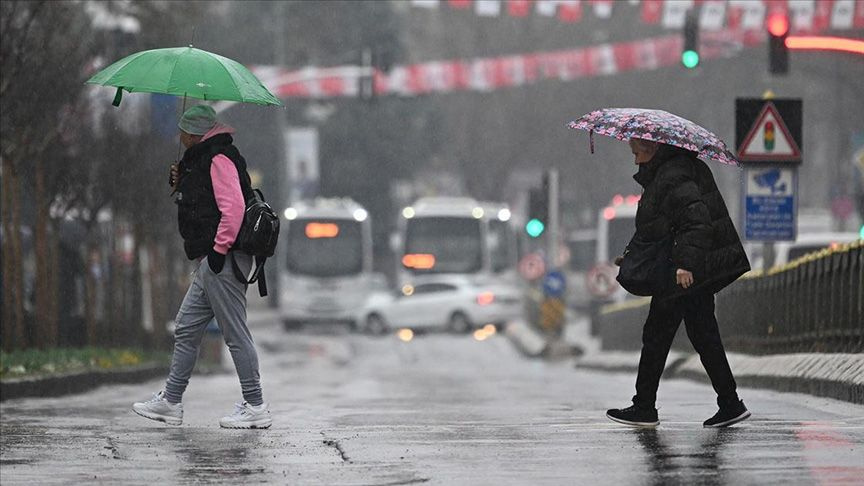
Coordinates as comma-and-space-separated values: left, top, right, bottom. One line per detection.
133, 105, 271, 429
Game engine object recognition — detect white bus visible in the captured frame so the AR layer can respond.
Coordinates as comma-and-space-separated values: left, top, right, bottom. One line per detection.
390, 197, 521, 328
279, 198, 384, 329
591, 194, 640, 303
481, 201, 519, 284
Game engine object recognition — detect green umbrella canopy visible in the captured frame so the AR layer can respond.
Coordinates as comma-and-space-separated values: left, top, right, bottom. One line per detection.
86, 46, 282, 107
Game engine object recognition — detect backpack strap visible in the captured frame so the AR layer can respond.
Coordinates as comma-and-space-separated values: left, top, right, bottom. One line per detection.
230, 252, 269, 297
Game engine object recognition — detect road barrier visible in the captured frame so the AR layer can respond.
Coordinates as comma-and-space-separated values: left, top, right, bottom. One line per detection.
595, 240, 863, 354
717, 240, 863, 354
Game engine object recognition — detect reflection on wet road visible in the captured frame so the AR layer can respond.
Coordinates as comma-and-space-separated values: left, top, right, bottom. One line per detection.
2, 316, 863, 485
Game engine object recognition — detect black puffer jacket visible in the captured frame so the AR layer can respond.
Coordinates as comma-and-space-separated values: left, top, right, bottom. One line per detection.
175, 133, 252, 260
632, 144, 750, 297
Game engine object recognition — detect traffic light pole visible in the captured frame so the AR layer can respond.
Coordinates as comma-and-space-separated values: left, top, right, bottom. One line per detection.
546, 168, 559, 270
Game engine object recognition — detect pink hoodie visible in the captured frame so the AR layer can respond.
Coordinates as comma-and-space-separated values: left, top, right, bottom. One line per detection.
201, 124, 244, 255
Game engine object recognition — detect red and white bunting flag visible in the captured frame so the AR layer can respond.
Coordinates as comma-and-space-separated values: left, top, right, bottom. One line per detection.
535, 0, 560, 16
729, 0, 766, 30
383, 66, 409, 96
634, 37, 660, 69
507, 0, 533, 17
411, 0, 440, 9
830, 0, 855, 29
613, 41, 639, 71
590, 0, 613, 19
590, 44, 617, 76
812, 0, 833, 31
320, 75, 347, 98
641, 0, 663, 24
564, 50, 591, 79
468, 59, 494, 91
788, 0, 815, 32
501, 56, 527, 86
448, 0, 473, 9
521, 54, 539, 83
700, 0, 727, 30
662, 0, 694, 29
419, 62, 446, 93
558, 0, 583, 22
726, 0, 743, 30
260, 29, 782, 100
855, 0, 864, 27
475, 0, 502, 16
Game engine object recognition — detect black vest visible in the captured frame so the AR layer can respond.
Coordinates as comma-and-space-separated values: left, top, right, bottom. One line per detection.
175, 133, 252, 260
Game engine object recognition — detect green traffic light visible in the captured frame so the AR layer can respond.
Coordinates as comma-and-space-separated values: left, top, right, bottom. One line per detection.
682, 50, 700, 68
859, 224, 864, 239
526, 218, 545, 238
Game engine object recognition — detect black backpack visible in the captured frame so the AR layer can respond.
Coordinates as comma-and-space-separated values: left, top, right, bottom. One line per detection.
231, 188, 280, 296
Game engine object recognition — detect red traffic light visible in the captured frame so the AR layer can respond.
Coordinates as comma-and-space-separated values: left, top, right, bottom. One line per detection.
767, 14, 789, 37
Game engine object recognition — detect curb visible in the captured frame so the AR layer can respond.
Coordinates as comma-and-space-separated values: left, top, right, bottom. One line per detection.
674, 352, 864, 405
1, 364, 168, 402
574, 352, 864, 405
505, 321, 548, 358
504, 320, 586, 360
676, 370, 864, 405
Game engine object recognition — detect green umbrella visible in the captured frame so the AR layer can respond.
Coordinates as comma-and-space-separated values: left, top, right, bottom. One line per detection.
86, 45, 282, 107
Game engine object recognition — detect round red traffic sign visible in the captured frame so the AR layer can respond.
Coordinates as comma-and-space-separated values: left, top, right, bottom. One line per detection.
519, 253, 546, 281
586, 263, 619, 298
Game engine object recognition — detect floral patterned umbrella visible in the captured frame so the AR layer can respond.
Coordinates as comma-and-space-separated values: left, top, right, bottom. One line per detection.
567, 108, 739, 165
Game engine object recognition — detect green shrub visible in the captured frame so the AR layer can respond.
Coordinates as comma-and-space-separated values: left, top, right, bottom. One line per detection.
0, 348, 170, 379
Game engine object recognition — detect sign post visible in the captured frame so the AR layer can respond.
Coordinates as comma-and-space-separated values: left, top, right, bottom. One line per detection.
736, 98, 802, 268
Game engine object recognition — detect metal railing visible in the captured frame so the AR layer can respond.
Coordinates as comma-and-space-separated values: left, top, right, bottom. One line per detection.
717, 240, 863, 354
595, 240, 863, 354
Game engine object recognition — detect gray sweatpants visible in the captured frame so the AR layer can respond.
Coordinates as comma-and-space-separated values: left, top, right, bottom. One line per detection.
163, 252, 263, 406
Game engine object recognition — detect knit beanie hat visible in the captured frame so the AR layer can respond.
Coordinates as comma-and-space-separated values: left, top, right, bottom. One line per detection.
178, 105, 217, 135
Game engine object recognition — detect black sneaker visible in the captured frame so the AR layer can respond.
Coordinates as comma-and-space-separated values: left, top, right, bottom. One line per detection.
703, 400, 750, 428
606, 404, 659, 427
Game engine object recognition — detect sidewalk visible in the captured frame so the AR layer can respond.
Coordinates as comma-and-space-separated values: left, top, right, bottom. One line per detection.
506, 312, 864, 405
2, 300, 281, 402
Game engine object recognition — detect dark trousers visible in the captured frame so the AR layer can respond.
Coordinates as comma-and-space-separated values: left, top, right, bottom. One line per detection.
633, 292, 739, 409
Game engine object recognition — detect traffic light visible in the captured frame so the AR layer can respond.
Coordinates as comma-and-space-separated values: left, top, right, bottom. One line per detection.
767, 13, 789, 75
526, 175, 549, 238
681, 9, 699, 69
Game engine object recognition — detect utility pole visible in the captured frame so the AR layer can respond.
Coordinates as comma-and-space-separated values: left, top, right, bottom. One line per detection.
270, 1, 289, 308
546, 168, 560, 269
360, 47, 373, 100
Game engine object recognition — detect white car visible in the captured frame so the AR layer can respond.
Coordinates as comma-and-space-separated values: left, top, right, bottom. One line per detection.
751, 232, 860, 269
771, 232, 861, 266
358, 275, 522, 334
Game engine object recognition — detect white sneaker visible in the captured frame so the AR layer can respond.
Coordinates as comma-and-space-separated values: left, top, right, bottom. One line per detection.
132, 391, 183, 426
219, 402, 272, 429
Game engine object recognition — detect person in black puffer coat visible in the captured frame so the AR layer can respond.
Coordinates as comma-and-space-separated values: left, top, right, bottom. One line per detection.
606, 139, 752, 429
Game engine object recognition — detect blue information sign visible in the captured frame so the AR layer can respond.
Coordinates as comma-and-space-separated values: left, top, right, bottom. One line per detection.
542, 271, 567, 298
743, 167, 797, 241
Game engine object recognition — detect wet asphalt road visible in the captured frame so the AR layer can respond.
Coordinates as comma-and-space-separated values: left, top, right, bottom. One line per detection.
2, 310, 863, 485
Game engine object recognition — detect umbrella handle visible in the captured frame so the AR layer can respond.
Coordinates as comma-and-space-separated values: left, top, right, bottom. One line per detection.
112, 87, 123, 107
589, 130, 594, 154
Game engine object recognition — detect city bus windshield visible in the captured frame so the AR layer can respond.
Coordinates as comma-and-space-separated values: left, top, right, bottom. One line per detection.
488, 219, 514, 273
608, 217, 635, 261
404, 217, 482, 274
286, 218, 363, 277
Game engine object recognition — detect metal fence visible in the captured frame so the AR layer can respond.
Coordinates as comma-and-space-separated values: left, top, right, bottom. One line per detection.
717, 240, 863, 354
595, 240, 864, 354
